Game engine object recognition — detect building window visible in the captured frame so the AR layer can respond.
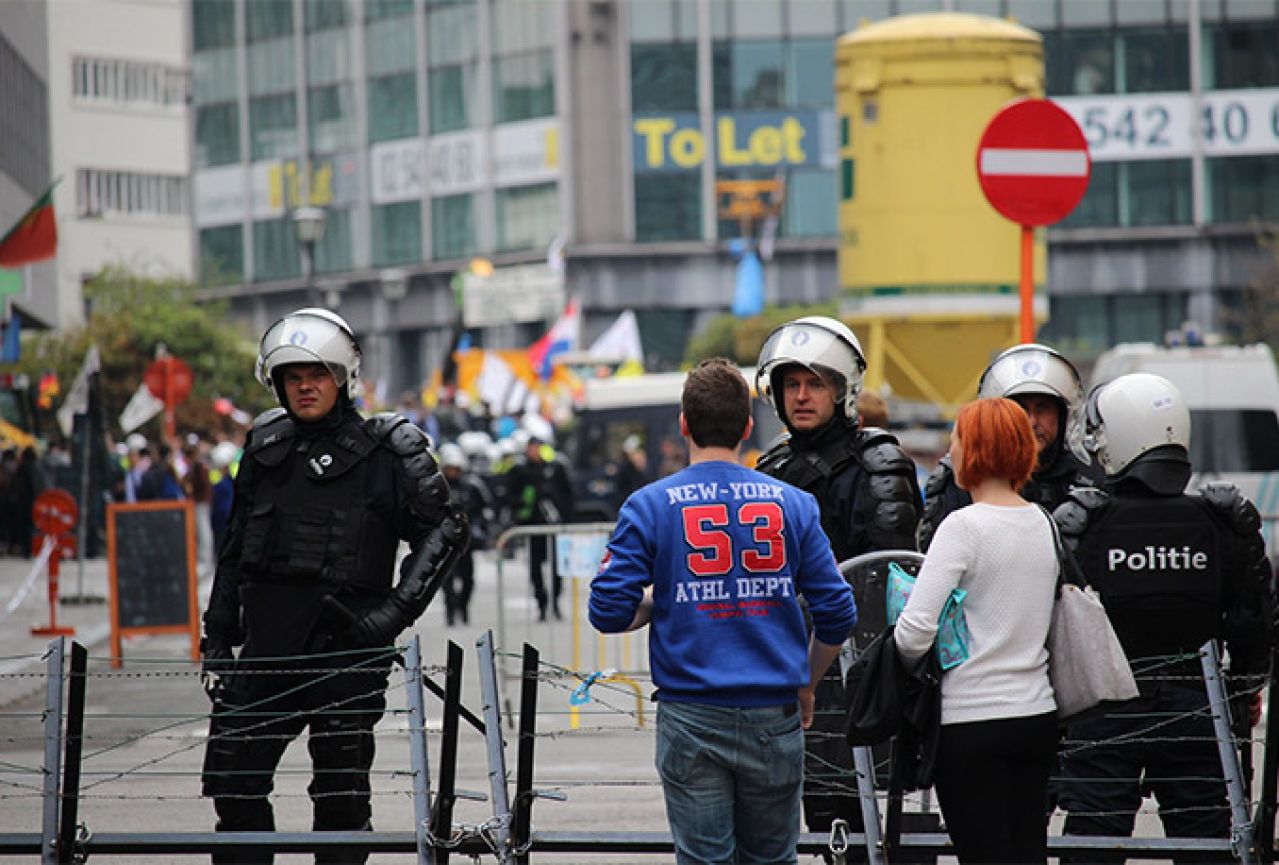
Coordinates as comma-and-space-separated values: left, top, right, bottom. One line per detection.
631, 44, 697, 113
366, 0, 415, 20
1119, 27, 1188, 93
494, 51, 555, 123
252, 218, 300, 281
432, 194, 476, 260
371, 201, 423, 266
369, 73, 418, 143
76, 169, 189, 219
429, 65, 476, 132
304, 0, 347, 32
1040, 292, 1185, 360
308, 84, 356, 154
250, 93, 299, 161
786, 38, 834, 108
714, 40, 785, 109
0, 34, 49, 194
246, 0, 293, 43
1208, 155, 1279, 223
199, 225, 244, 285
314, 209, 353, 273
1126, 160, 1192, 227
72, 56, 189, 108
1206, 21, 1279, 89
634, 174, 701, 242
1046, 29, 1114, 95
1059, 162, 1118, 228
196, 103, 240, 167
783, 168, 837, 237
193, 0, 236, 50
497, 183, 558, 252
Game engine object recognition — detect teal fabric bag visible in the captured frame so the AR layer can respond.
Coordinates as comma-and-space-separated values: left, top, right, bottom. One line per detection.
886, 561, 971, 670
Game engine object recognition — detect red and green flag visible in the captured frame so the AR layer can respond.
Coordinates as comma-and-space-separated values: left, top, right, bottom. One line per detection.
0, 185, 57, 268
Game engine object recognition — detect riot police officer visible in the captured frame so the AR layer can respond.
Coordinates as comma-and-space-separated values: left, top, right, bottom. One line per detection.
754, 315, 921, 839
437, 442, 493, 626
200, 308, 468, 864
1054, 372, 1275, 858
918, 342, 1099, 551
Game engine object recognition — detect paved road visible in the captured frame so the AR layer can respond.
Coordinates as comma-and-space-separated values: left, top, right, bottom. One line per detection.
0, 546, 677, 863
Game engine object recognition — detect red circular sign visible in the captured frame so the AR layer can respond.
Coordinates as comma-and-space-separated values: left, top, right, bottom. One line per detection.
144, 357, 193, 407
976, 99, 1092, 227
33, 488, 78, 536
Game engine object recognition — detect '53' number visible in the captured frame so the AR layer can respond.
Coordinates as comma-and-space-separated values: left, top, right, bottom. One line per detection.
682, 502, 786, 577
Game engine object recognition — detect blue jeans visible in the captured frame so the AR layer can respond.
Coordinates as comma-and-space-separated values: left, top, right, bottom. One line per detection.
656, 700, 804, 865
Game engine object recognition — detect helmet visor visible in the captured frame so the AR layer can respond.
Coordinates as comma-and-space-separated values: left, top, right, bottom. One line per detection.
979, 346, 1081, 404
758, 323, 859, 385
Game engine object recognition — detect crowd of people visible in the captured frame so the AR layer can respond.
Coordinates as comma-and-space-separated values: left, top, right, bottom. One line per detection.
168, 303, 1276, 865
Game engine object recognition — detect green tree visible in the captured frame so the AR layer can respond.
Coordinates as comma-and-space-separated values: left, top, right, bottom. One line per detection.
13, 266, 270, 442
684, 302, 839, 367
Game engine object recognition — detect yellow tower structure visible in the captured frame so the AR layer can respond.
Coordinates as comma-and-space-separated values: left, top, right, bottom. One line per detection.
836, 13, 1045, 414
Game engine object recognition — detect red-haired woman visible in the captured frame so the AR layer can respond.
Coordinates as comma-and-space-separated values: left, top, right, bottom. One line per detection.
894, 397, 1059, 863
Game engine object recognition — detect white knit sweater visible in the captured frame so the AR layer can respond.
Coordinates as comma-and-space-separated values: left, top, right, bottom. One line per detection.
895, 503, 1058, 725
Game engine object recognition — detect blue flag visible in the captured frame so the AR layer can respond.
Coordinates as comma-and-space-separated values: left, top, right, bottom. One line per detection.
731, 247, 764, 318
0, 315, 19, 363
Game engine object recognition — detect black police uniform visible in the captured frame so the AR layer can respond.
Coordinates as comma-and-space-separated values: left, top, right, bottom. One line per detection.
505, 449, 574, 619
1052, 453, 1275, 860
201, 403, 467, 864
443, 468, 493, 626
756, 418, 921, 834
918, 434, 1098, 552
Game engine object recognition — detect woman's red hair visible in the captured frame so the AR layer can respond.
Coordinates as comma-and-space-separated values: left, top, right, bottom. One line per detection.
953, 397, 1037, 491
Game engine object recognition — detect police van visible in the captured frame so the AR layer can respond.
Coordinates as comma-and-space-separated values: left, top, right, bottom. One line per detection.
1089, 341, 1279, 547
562, 367, 783, 521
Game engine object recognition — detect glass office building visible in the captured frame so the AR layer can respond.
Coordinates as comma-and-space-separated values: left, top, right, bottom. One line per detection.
192, 0, 1279, 393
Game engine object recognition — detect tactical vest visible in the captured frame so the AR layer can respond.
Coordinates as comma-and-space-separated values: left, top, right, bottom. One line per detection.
238, 417, 399, 594
1079, 494, 1224, 670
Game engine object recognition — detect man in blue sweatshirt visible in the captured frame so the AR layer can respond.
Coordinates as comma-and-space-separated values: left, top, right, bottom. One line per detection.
590, 358, 857, 865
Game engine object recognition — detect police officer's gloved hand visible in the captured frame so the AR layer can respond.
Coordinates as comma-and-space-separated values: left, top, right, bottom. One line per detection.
200, 637, 234, 701
346, 600, 410, 650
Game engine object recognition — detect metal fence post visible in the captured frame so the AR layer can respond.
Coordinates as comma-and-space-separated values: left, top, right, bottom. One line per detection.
477, 630, 514, 864
1200, 639, 1255, 864
41, 637, 66, 865
57, 642, 87, 865
403, 636, 434, 865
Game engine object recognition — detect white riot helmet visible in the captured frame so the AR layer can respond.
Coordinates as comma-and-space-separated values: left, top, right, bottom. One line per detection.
437, 442, 468, 471
1067, 373, 1191, 476
756, 316, 867, 425
256, 308, 362, 402
978, 343, 1083, 439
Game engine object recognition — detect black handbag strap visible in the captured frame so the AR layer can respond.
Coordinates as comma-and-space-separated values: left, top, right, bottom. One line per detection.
1036, 505, 1089, 595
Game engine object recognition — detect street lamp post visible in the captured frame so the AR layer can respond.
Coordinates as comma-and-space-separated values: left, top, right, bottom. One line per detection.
293, 206, 326, 306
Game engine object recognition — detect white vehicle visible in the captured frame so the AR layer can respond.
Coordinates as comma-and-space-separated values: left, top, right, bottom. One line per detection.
1089, 342, 1279, 547
563, 367, 783, 520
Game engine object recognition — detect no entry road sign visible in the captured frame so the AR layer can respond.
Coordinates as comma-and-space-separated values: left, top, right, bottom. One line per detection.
976, 99, 1091, 227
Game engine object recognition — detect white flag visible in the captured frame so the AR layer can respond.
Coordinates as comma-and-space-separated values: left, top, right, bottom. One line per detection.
56, 345, 101, 438
587, 310, 643, 364
119, 382, 165, 433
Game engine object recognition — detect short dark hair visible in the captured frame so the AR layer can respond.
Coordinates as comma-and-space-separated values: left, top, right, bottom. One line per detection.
682, 358, 750, 449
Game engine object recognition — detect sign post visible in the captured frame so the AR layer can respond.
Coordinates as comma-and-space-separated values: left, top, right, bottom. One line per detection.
976, 99, 1091, 343
144, 353, 193, 439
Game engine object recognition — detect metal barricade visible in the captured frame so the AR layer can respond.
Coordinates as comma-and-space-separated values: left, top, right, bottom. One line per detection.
493, 523, 648, 728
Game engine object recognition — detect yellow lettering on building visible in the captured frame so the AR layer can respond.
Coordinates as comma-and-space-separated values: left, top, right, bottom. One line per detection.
751, 126, 782, 165
782, 117, 807, 163
634, 118, 677, 168
544, 126, 559, 169
310, 162, 333, 206
669, 129, 704, 167
717, 117, 751, 166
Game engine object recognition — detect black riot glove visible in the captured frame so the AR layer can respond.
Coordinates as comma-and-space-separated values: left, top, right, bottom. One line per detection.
200, 637, 235, 702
